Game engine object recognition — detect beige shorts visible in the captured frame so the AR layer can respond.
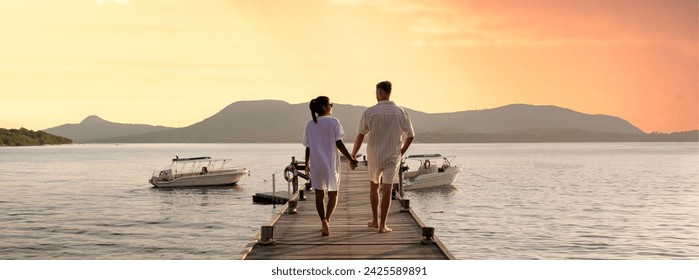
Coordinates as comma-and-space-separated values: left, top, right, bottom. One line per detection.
368, 161, 401, 185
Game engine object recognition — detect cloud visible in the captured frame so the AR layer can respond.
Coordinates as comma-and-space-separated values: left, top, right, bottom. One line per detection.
330, 0, 697, 51
409, 15, 634, 48
409, 17, 461, 35
330, 0, 446, 14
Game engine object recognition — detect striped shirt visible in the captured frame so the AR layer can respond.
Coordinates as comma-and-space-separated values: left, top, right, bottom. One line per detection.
358, 101, 415, 170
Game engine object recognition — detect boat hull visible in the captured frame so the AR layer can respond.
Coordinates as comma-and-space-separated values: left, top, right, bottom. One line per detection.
403, 168, 460, 191
149, 169, 249, 188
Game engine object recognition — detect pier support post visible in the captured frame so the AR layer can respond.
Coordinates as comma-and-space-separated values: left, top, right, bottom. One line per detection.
421, 227, 435, 245
400, 199, 410, 212
291, 156, 299, 193
292, 172, 299, 193
272, 174, 276, 199
259, 226, 277, 246
299, 189, 306, 201
286, 200, 298, 214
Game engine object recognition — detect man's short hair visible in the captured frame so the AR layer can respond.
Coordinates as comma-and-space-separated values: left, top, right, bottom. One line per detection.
376, 81, 392, 94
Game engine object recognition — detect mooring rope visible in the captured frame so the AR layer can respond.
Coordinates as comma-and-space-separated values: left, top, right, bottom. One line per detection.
248, 171, 270, 183
462, 169, 498, 182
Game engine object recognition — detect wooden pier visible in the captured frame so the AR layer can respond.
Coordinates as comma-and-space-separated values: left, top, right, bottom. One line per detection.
239, 162, 455, 260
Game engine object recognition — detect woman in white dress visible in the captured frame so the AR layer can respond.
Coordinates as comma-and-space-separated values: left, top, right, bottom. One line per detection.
303, 96, 358, 236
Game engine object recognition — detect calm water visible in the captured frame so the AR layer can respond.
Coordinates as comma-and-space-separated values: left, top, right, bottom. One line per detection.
0, 143, 697, 259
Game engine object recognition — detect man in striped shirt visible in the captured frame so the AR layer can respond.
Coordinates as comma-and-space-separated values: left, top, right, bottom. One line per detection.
351, 81, 415, 233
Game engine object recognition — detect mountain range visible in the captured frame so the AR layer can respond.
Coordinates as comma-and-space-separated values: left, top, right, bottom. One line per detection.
45, 115, 173, 142
44, 100, 697, 143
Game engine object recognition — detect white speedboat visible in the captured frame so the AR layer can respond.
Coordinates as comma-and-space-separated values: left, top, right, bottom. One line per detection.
402, 154, 461, 191
149, 156, 249, 188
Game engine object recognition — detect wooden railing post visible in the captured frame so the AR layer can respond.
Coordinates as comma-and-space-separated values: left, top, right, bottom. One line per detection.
286, 200, 298, 214
400, 199, 410, 212
421, 227, 435, 245
258, 225, 277, 246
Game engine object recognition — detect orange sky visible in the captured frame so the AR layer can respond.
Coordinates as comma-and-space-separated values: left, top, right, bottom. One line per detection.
1, 0, 697, 133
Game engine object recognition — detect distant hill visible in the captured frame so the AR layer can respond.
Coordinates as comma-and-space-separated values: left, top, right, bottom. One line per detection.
413, 104, 643, 134
44, 115, 174, 142
87, 100, 330, 143
1, 128, 72, 146
58, 100, 682, 143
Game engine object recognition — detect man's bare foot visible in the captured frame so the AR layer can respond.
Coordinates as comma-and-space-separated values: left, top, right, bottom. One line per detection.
321, 220, 329, 236
367, 221, 378, 228
378, 226, 392, 233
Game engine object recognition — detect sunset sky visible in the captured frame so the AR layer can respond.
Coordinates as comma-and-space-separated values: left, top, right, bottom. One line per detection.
1, 0, 697, 133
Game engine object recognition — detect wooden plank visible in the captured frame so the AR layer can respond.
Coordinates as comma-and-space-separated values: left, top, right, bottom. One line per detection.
244, 244, 447, 260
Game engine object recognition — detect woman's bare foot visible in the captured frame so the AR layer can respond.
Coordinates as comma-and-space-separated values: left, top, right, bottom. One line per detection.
378, 226, 392, 233
367, 221, 378, 229
321, 219, 330, 236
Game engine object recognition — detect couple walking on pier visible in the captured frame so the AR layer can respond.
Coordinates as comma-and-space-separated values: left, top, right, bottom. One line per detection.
303, 81, 415, 236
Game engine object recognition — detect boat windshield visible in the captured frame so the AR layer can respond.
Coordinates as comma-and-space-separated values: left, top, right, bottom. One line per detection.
405, 154, 455, 161
404, 154, 456, 169
167, 158, 232, 175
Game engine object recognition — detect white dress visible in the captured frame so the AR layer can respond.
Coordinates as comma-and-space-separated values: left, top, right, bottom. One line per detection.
303, 116, 345, 191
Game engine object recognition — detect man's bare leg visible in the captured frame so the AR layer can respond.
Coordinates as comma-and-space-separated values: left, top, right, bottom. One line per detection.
367, 181, 380, 228
378, 183, 393, 233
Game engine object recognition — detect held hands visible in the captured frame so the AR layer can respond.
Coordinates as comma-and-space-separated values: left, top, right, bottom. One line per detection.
348, 158, 359, 170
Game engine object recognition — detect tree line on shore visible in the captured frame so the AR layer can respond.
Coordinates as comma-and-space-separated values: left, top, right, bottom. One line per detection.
3, 123, 697, 146
0, 128, 72, 146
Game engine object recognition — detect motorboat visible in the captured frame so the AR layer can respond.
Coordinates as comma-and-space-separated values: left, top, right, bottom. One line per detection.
149, 156, 249, 188
401, 154, 461, 191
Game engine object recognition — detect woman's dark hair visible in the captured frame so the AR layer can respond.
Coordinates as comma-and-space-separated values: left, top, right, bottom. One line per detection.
309, 96, 330, 123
